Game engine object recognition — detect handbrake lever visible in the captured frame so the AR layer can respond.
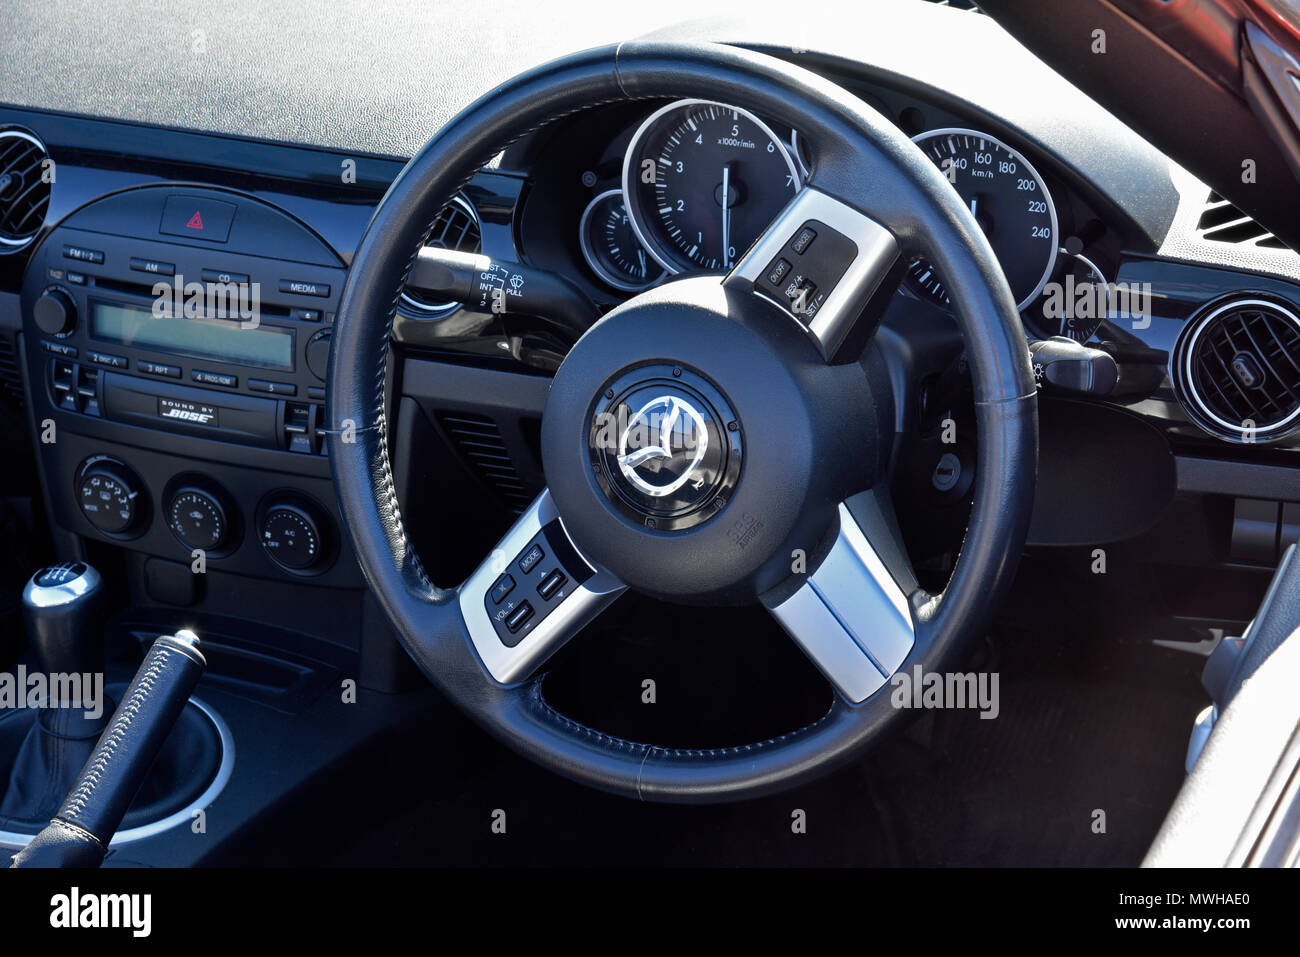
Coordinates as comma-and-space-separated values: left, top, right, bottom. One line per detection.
10, 630, 206, 868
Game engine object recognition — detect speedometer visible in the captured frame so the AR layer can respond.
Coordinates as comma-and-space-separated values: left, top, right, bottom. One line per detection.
906, 128, 1059, 312
623, 99, 801, 274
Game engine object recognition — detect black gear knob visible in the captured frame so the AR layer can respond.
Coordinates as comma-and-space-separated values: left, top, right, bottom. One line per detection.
22, 562, 105, 680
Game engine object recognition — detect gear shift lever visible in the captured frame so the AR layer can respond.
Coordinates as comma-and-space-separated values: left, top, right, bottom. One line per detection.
0, 563, 110, 823
22, 562, 105, 700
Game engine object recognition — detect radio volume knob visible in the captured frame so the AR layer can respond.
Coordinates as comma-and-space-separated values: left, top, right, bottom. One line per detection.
34, 288, 77, 336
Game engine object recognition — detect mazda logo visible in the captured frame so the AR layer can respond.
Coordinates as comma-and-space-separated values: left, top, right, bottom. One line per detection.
616, 395, 709, 498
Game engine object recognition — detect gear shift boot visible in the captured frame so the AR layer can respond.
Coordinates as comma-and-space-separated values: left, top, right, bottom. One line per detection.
0, 563, 110, 822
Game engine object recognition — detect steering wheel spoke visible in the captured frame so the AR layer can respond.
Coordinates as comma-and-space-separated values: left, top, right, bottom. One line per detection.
763, 490, 920, 704
724, 186, 902, 362
458, 489, 626, 684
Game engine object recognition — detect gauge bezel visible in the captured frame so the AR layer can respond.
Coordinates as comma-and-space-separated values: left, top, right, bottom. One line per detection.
577, 189, 663, 293
621, 98, 803, 276
908, 127, 1060, 312
1029, 247, 1109, 342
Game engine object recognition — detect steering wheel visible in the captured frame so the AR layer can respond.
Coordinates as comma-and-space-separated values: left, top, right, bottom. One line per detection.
328, 41, 1037, 802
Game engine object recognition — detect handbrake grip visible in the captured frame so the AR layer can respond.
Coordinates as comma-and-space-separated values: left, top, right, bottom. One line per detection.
10, 630, 206, 868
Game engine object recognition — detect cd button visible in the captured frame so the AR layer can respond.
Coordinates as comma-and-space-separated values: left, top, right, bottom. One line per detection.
201, 268, 251, 285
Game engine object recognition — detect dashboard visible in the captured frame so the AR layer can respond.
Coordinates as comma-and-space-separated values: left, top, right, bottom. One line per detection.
3, 7, 1300, 611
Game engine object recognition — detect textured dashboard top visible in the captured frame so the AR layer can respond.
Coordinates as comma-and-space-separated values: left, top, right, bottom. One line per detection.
0, 0, 761, 158
1, 1, 1125, 158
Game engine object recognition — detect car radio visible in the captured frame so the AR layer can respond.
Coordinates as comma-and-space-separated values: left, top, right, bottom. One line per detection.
21, 186, 346, 457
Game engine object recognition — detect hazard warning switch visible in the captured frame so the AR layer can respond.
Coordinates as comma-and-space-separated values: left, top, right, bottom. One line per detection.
160, 195, 236, 242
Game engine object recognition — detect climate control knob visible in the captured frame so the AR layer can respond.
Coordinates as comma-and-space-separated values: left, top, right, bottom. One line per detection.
167, 487, 228, 552
260, 503, 324, 571
76, 458, 142, 534
34, 288, 76, 336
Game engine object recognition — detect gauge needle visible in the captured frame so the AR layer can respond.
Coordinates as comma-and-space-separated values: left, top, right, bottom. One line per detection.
721, 164, 732, 268
637, 249, 646, 279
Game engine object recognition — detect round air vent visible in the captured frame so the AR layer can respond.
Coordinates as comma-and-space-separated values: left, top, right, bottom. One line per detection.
0, 129, 51, 252
400, 194, 481, 318
1172, 295, 1300, 443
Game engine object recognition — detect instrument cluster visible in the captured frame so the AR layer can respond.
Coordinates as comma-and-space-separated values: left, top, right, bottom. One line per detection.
549, 96, 1118, 345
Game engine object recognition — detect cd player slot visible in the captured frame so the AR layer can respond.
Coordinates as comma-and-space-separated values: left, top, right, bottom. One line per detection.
88, 277, 295, 319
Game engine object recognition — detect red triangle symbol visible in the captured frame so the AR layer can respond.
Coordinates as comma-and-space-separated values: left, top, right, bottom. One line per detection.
186, 210, 204, 230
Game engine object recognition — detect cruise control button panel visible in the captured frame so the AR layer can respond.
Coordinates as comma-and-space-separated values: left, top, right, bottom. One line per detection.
484, 520, 594, 648
753, 219, 858, 325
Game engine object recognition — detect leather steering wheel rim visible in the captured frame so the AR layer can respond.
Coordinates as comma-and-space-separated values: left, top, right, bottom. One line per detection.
328, 41, 1037, 803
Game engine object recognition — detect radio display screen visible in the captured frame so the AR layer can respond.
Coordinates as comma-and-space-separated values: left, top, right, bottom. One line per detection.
89, 301, 294, 371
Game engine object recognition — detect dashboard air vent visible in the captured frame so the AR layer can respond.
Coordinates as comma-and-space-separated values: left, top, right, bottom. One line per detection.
436, 411, 531, 513
1172, 296, 1300, 443
0, 130, 51, 251
401, 195, 482, 317
1196, 192, 1289, 250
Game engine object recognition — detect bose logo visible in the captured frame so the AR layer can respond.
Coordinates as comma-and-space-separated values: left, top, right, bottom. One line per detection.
162, 408, 215, 424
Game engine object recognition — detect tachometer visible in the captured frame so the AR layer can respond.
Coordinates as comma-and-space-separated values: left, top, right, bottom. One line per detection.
623, 99, 801, 274
906, 128, 1058, 312
578, 190, 664, 293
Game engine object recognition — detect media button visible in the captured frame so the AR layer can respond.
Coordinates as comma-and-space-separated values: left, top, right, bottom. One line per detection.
192, 369, 237, 388
129, 257, 175, 277
278, 279, 330, 298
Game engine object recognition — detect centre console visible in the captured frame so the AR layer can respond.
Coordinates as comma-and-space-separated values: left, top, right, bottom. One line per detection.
18, 184, 359, 592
